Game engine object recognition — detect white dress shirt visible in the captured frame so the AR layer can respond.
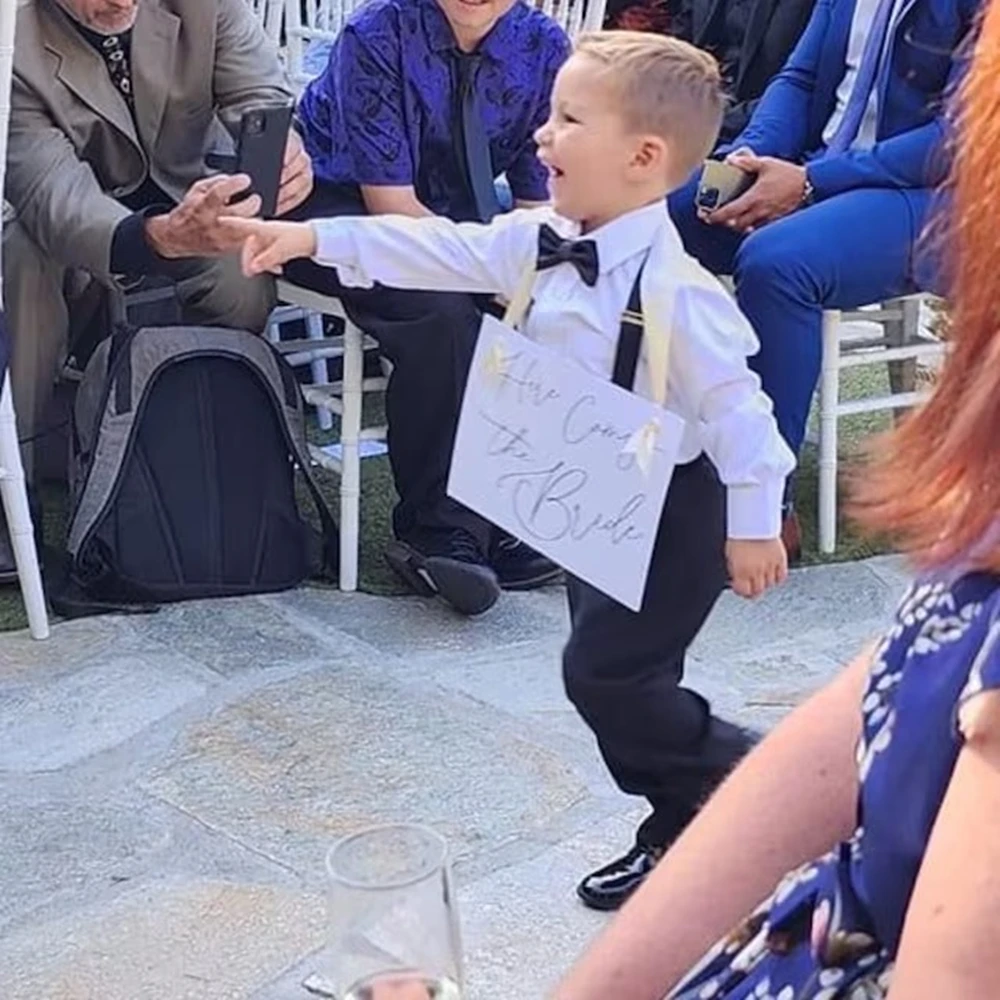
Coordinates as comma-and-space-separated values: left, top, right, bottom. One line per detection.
823, 0, 905, 150
312, 200, 795, 539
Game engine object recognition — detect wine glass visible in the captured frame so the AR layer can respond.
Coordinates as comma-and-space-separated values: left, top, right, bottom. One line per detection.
324, 823, 464, 1000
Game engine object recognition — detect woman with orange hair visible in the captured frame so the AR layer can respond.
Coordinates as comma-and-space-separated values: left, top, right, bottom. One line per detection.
552, 6, 997, 995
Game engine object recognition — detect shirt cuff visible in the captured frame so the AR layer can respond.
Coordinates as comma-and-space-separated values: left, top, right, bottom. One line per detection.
310, 218, 372, 287
110, 205, 172, 278
726, 479, 785, 540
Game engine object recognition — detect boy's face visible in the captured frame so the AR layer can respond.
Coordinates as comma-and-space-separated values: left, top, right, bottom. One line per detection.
534, 54, 668, 231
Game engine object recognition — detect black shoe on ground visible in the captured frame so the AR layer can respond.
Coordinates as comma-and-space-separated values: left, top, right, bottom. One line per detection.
577, 842, 666, 912
577, 718, 761, 912
490, 535, 563, 591
385, 531, 501, 616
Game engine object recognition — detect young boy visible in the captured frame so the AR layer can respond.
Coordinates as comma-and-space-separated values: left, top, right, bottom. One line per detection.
224, 31, 795, 911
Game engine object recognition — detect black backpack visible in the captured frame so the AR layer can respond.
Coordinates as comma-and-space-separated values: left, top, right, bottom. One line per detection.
62, 324, 338, 607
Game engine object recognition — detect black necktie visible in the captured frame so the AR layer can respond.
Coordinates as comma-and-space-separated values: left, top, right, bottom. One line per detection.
98, 32, 134, 109
453, 51, 500, 223
536, 223, 600, 287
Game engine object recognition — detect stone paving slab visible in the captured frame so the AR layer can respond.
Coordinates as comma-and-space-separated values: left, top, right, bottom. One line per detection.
0, 557, 909, 1000
0, 652, 209, 772
0, 879, 325, 1000
271, 585, 568, 659
118, 594, 373, 678
138, 665, 589, 879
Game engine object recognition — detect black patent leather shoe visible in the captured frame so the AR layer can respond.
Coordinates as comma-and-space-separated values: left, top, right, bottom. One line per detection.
576, 842, 664, 912
385, 532, 501, 616
490, 535, 563, 591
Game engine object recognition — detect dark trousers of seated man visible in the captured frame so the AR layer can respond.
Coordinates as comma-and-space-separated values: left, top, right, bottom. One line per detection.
667, 175, 934, 461
0, 215, 274, 581
564, 457, 753, 869
2, 218, 275, 486
285, 181, 541, 614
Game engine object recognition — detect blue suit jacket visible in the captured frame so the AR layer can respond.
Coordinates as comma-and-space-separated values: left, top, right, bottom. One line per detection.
729, 0, 981, 200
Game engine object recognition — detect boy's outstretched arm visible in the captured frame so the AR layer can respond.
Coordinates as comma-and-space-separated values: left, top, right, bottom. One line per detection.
220, 211, 543, 301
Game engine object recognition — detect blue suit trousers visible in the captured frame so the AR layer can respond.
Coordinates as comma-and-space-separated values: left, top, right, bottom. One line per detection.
668, 177, 934, 455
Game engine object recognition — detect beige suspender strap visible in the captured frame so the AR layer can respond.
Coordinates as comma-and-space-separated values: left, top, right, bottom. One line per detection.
640, 279, 675, 409
502, 265, 537, 330
502, 229, 674, 409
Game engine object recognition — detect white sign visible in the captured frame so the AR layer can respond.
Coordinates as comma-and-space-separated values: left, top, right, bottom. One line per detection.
448, 314, 686, 611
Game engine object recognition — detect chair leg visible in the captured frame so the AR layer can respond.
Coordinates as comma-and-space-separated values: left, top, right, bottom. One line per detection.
818, 310, 841, 556
339, 320, 363, 592
306, 312, 333, 432
884, 297, 917, 422
264, 313, 281, 346
0, 373, 49, 639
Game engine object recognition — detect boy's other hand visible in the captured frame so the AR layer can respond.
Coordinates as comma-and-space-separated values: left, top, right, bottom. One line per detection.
217, 217, 317, 276
725, 538, 788, 599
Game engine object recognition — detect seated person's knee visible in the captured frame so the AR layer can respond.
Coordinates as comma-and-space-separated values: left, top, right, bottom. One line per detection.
733, 228, 800, 288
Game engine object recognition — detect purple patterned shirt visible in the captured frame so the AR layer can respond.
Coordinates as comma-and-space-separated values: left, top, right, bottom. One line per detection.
297, 0, 570, 219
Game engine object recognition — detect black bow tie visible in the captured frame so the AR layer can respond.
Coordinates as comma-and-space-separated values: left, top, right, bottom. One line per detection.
536, 223, 599, 287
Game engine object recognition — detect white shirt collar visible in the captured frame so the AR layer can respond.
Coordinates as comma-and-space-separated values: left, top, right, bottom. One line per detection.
551, 199, 683, 276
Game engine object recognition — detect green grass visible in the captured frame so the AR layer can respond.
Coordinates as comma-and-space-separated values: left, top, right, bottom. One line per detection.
0, 368, 897, 632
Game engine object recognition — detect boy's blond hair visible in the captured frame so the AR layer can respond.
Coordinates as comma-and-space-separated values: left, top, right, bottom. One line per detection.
574, 31, 725, 183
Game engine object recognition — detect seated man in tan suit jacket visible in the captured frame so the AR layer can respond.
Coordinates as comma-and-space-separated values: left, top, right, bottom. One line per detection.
2, 0, 314, 580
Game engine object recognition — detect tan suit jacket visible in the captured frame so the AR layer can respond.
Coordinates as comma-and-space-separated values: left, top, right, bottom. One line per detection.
7, 0, 293, 282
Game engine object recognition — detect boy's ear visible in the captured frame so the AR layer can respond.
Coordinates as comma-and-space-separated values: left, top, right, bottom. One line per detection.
631, 135, 670, 173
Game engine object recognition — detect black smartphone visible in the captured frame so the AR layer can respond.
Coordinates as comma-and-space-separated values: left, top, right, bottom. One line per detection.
234, 103, 294, 218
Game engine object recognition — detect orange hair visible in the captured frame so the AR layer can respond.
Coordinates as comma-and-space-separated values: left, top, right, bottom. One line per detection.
851, 3, 999, 571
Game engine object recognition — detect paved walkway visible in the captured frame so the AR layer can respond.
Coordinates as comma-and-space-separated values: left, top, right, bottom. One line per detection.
0, 556, 911, 1000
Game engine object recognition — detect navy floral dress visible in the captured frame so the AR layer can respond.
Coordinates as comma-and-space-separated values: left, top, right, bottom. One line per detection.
671, 573, 1000, 1000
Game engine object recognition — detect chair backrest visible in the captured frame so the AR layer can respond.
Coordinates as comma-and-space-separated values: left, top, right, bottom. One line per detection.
284, 0, 606, 87
248, 0, 285, 42
285, 0, 371, 87
535, 0, 607, 38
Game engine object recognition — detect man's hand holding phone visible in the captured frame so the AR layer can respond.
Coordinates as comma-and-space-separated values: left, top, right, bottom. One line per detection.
700, 149, 809, 233
696, 156, 755, 217
145, 174, 262, 259
277, 129, 313, 217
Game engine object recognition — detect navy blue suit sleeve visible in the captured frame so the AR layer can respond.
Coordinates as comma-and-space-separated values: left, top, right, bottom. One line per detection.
109, 205, 172, 278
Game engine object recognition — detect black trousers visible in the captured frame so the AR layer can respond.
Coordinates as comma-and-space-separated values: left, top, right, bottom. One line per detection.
285, 182, 493, 551
563, 456, 742, 845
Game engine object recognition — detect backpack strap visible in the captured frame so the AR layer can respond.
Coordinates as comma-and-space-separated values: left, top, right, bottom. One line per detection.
285, 426, 341, 578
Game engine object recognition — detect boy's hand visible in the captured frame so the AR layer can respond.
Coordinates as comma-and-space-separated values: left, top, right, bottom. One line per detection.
725, 538, 788, 599
217, 217, 317, 276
